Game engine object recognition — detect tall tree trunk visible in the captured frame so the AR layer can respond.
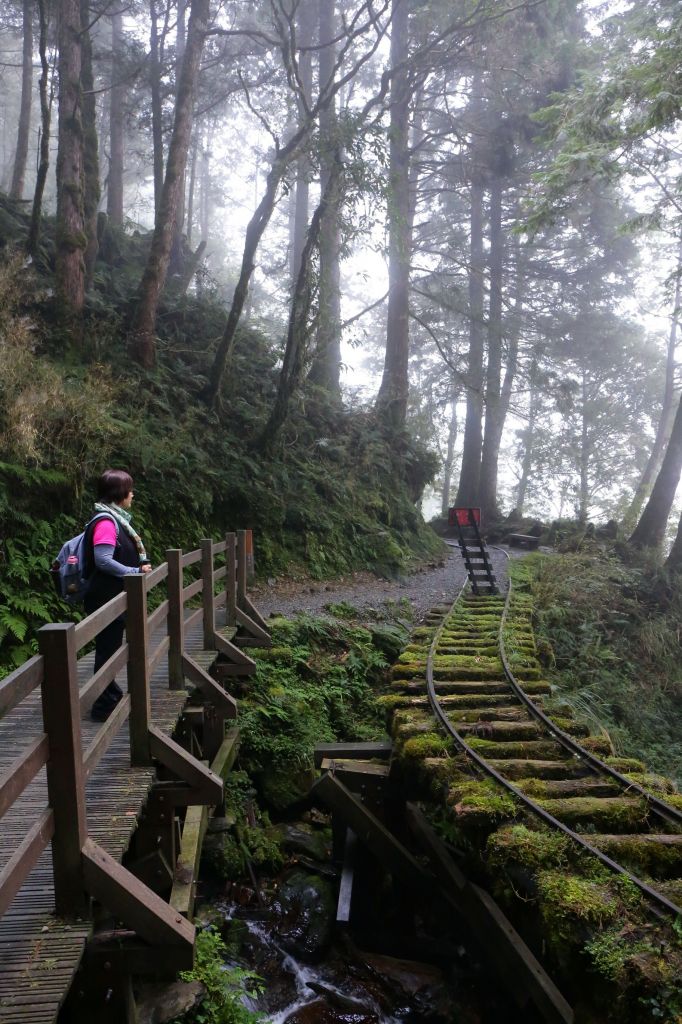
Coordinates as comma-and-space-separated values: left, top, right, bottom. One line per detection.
169, 0, 188, 275
10, 0, 33, 200
375, 0, 411, 431
186, 129, 198, 244
479, 176, 504, 521
289, 0, 314, 285
27, 0, 51, 256
129, 0, 210, 368
454, 116, 485, 508
55, 0, 86, 322
629, 391, 682, 551
625, 239, 682, 530
441, 385, 458, 516
80, 0, 100, 289
308, 0, 341, 395
578, 368, 590, 522
260, 165, 341, 452
149, 0, 164, 214
107, 9, 124, 225
199, 135, 209, 241
516, 348, 539, 515
664, 508, 682, 573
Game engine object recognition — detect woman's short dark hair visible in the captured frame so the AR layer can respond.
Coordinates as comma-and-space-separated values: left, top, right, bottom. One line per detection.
97, 469, 134, 504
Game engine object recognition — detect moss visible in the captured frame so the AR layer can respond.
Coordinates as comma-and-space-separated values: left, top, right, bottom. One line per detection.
447, 778, 517, 824
486, 824, 570, 872
536, 795, 648, 831
589, 834, 682, 877
605, 756, 646, 773
581, 735, 615, 757
467, 737, 563, 759
622, 772, 676, 794
537, 870, 619, 941
400, 732, 454, 759
585, 928, 662, 985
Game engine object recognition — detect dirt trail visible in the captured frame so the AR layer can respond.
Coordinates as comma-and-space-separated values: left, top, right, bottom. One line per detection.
251, 543, 512, 624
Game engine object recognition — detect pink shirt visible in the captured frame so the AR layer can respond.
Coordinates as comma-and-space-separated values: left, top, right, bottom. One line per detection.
92, 519, 117, 547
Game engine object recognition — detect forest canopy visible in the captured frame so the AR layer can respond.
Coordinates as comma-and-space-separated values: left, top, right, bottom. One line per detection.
1, 0, 682, 670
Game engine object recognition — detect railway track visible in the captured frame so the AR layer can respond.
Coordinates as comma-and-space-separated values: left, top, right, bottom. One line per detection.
384, 555, 682, 1018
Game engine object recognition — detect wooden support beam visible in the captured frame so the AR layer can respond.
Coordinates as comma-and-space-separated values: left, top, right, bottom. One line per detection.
84, 933, 192, 976
182, 653, 237, 718
240, 593, 269, 633
39, 622, 89, 916
314, 741, 392, 767
82, 838, 195, 954
337, 828, 358, 925
311, 774, 430, 892
149, 725, 223, 804
237, 530, 247, 604
211, 727, 240, 780
236, 606, 272, 647
405, 803, 574, 1024
214, 629, 257, 671
170, 804, 208, 918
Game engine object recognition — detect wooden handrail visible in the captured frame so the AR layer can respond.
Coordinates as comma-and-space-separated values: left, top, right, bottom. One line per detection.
0, 734, 50, 820
79, 644, 129, 714
182, 578, 203, 602
143, 562, 169, 591
0, 808, 54, 919
147, 598, 169, 634
213, 539, 228, 555
182, 548, 201, 568
147, 636, 170, 677
83, 696, 131, 777
214, 565, 227, 582
74, 593, 127, 650
0, 656, 43, 718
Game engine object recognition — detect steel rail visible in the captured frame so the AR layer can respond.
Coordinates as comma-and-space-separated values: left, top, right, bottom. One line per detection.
425, 556, 682, 920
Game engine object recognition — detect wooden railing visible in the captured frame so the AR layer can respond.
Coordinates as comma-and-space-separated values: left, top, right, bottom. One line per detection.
0, 528, 262, 954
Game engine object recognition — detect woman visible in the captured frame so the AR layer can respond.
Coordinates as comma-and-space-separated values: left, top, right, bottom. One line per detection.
84, 469, 152, 721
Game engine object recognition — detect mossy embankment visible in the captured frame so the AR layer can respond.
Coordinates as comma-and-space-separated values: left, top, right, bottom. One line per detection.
0, 207, 442, 671
516, 549, 682, 783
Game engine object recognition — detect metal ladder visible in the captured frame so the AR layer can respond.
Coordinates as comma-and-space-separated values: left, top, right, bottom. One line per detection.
454, 508, 498, 595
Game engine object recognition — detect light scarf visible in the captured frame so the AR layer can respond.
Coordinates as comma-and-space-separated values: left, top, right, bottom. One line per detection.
94, 501, 148, 563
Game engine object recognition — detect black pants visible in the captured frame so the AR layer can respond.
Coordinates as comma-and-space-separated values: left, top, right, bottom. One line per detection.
85, 597, 125, 716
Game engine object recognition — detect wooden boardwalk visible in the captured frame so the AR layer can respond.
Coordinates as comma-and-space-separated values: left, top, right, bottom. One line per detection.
0, 532, 267, 1024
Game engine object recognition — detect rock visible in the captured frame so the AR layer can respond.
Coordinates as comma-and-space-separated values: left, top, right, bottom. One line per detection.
207, 815, 236, 833
136, 981, 205, 1024
274, 823, 332, 862
273, 870, 336, 962
193, 903, 225, 931
306, 980, 375, 1014
360, 952, 450, 1018
282, 999, 378, 1024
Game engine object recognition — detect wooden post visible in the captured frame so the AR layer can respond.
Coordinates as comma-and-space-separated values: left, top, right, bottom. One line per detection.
245, 528, 255, 583
226, 532, 237, 626
38, 623, 88, 916
201, 538, 215, 649
237, 530, 247, 607
167, 548, 185, 689
125, 574, 152, 766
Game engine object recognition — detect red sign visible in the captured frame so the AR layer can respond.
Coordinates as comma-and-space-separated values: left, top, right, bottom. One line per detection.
448, 507, 481, 527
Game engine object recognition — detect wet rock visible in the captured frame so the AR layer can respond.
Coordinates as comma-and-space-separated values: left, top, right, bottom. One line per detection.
306, 980, 376, 1014
282, 999, 378, 1024
136, 981, 205, 1024
273, 870, 336, 962
193, 903, 225, 931
275, 822, 332, 862
361, 953, 449, 1019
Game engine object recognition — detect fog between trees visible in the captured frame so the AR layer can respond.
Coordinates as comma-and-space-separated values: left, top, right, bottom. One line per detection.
1, 0, 681, 559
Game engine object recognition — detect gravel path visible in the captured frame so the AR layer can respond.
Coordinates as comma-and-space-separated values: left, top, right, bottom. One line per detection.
250, 543, 513, 624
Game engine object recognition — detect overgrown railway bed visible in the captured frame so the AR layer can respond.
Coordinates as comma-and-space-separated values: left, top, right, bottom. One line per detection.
384, 556, 682, 1020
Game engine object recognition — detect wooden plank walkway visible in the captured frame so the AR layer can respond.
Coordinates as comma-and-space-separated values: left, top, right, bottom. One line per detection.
0, 616, 213, 1024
